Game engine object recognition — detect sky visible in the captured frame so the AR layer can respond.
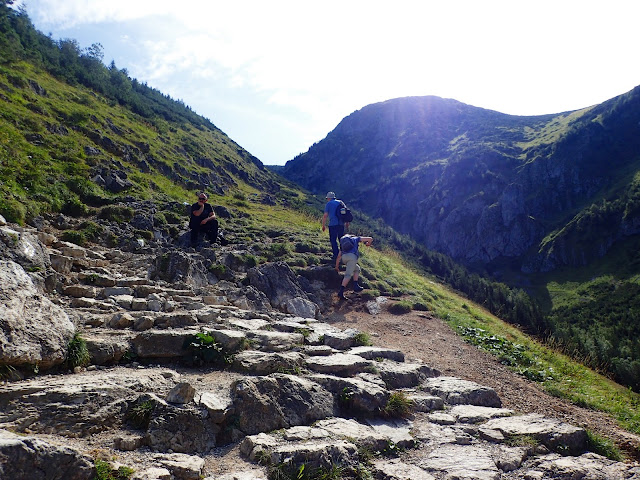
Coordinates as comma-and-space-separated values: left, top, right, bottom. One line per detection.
14, 0, 640, 165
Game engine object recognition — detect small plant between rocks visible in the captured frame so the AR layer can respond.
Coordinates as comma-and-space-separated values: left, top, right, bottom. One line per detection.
183, 331, 233, 367
383, 391, 414, 418
66, 332, 90, 369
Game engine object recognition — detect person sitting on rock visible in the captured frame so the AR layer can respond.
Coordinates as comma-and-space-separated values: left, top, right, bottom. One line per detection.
335, 234, 373, 299
189, 191, 218, 247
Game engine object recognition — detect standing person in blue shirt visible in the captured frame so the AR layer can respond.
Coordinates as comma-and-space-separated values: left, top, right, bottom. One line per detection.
335, 234, 373, 299
321, 191, 349, 262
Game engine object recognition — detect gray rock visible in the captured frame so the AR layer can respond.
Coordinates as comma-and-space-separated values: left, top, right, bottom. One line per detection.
349, 346, 405, 362
247, 262, 317, 314
0, 227, 51, 279
479, 413, 588, 455
147, 403, 219, 453
418, 444, 501, 480
84, 332, 130, 365
0, 370, 175, 436
322, 328, 362, 350
305, 353, 373, 377
309, 374, 390, 414
166, 382, 196, 404
449, 405, 514, 423
0, 428, 95, 480
372, 458, 435, 480
377, 362, 440, 388
155, 452, 205, 480
233, 374, 334, 435
132, 330, 199, 358
0, 260, 74, 369
422, 376, 501, 407
232, 350, 305, 375
285, 296, 317, 318
247, 330, 304, 352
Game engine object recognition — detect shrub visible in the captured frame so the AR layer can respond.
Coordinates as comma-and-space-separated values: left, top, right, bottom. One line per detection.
61, 196, 89, 217
98, 205, 134, 223
0, 197, 26, 225
388, 301, 413, 315
184, 332, 232, 366
61, 230, 86, 246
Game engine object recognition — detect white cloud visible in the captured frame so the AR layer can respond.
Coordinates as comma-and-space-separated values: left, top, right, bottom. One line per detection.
16, 0, 640, 163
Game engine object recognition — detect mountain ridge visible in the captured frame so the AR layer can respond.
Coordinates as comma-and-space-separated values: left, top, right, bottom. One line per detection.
279, 89, 640, 273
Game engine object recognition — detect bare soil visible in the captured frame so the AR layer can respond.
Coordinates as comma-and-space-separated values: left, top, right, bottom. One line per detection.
325, 296, 640, 461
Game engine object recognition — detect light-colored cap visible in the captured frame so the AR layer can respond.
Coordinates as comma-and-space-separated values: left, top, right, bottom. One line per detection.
325, 191, 336, 199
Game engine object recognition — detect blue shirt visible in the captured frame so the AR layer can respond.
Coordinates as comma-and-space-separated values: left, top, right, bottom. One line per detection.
324, 199, 344, 227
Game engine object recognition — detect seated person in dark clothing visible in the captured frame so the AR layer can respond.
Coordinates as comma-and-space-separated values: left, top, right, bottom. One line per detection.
189, 191, 218, 246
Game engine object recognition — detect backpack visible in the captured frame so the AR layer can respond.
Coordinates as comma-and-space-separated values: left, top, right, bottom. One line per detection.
337, 201, 353, 223
340, 235, 356, 253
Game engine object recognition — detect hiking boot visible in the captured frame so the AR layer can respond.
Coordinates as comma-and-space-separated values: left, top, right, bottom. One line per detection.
338, 287, 346, 299
353, 283, 364, 292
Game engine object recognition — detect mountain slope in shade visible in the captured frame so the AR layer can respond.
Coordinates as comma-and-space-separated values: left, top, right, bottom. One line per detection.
279, 91, 640, 273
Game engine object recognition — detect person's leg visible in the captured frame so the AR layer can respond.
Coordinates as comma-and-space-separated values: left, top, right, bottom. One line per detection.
339, 254, 356, 298
352, 263, 363, 292
190, 226, 200, 247
204, 219, 219, 243
328, 225, 340, 260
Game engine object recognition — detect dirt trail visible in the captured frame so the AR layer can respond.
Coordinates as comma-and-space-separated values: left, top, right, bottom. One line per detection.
325, 299, 640, 460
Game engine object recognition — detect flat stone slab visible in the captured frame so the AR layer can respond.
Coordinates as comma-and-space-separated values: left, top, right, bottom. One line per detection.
348, 346, 405, 362
305, 353, 373, 377
449, 405, 514, 423
227, 318, 270, 331
232, 350, 305, 375
377, 362, 440, 388
132, 329, 199, 358
247, 330, 304, 352
372, 458, 435, 480
479, 413, 587, 455
418, 444, 501, 480
422, 376, 501, 407
309, 374, 389, 414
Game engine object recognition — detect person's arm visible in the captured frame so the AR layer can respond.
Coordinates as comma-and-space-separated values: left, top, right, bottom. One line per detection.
201, 206, 215, 224
322, 212, 328, 232
360, 236, 373, 247
335, 252, 342, 271
192, 202, 205, 217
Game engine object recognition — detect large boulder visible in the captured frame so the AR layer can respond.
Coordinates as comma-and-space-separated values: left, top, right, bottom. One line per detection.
149, 249, 215, 287
232, 374, 334, 435
0, 428, 95, 480
0, 260, 74, 369
247, 262, 318, 317
0, 226, 51, 287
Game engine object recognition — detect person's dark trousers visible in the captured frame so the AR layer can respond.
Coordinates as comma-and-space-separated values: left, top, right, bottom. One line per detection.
190, 218, 219, 246
328, 224, 344, 260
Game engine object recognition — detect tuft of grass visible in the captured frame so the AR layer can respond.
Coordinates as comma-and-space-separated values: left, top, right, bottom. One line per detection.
93, 459, 135, 480
125, 399, 156, 430
66, 332, 90, 369
353, 332, 372, 346
586, 429, 623, 461
383, 391, 414, 418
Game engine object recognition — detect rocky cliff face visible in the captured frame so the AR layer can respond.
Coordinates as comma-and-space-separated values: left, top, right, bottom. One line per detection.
1, 208, 638, 479
280, 90, 640, 273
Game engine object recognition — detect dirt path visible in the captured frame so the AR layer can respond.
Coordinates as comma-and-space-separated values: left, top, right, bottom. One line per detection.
325, 298, 640, 460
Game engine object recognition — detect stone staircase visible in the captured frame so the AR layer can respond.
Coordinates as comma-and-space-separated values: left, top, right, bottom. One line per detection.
1, 220, 640, 480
